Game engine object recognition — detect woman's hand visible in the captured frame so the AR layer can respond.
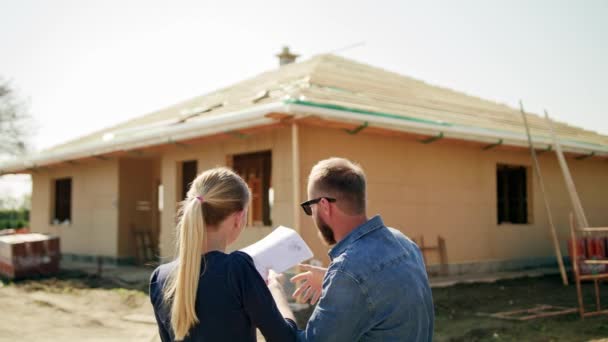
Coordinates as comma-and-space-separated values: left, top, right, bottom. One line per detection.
267, 269, 285, 289
290, 264, 328, 305
266, 270, 296, 321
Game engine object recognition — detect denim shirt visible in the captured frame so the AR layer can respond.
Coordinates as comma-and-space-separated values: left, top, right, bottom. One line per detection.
297, 215, 434, 342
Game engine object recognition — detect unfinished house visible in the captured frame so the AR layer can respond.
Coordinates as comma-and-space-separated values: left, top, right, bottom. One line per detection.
2, 51, 607, 274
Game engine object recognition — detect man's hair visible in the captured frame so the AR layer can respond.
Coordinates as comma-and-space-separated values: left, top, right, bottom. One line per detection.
308, 157, 366, 215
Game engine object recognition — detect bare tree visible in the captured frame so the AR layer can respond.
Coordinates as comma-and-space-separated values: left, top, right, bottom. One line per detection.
0, 78, 30, 155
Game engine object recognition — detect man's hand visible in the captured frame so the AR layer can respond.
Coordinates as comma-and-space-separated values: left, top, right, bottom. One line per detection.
290, 264, 328, 305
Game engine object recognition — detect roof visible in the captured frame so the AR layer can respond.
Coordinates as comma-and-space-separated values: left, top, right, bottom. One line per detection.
2, 54, 607, 174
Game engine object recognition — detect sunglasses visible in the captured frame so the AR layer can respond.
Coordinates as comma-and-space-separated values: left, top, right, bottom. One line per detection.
300, 197, 336, 216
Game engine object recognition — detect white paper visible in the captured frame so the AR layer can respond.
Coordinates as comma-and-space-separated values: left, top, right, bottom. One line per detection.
241, 226, 314, 280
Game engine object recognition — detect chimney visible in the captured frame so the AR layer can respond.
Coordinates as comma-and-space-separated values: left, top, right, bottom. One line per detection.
276, 46, 299, 66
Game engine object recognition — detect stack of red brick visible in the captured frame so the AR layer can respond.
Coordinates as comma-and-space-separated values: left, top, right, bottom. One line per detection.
0, 233, 60, 279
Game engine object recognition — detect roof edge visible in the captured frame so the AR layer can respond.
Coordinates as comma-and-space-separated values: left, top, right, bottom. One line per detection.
0, 102, 284, 175
284, 99, 608, 155
3, 98, 606, 176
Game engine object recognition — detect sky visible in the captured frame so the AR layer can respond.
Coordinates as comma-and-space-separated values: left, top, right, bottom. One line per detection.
0, 0, 607, 202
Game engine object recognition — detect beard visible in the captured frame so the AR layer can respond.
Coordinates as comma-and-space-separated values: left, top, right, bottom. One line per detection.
314, 214, 336, 245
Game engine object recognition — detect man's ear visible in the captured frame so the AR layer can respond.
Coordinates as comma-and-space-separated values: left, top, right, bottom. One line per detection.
323, 198, 332, 216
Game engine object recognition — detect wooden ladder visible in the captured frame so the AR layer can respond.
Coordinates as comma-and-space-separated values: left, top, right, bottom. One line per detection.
569, 213, 608, 318
413, 235, 448, 276
132, 227, 157, 265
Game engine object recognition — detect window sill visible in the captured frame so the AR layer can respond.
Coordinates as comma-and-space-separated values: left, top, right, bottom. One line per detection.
498, 222, 533, 227
50, 222, 72, 227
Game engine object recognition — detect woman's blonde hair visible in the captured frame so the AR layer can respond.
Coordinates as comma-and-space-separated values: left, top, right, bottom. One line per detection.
163, 167, 250, 340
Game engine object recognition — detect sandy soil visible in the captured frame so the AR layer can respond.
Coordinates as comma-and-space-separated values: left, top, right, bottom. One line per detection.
0, 272, 274, 342
0, 278, 160, 342
7, 270, 601, 341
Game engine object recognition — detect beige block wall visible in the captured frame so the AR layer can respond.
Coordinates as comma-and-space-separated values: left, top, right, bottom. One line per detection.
298, 126, 608, 266
26, 124, 607, 269
118, 157, 161, 258
30, 160, 120, 257
158, 127, 294, 259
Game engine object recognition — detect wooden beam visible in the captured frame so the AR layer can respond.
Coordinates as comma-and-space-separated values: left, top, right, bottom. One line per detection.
545, 111, 589, 228
487, 305, 578, 321
582, 310, 608, 318
291, 122, 301, 234
570, 212, 585, 318
520, 102, 568, 285
579, 273, 608, 281
583, 260, 608, 264
579, 227, 608, 232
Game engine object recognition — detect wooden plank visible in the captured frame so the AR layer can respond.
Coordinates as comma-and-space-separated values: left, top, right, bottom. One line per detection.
481, 305, 578, 321
582, 309, 608, 318
545, 112, 589, 229
579, 227, 608, 232
570, 213, 585, 318
578, 274, 608, 281
518, 308, 578, 321
520, 102, 568, 285
583, 260, 608, 264
490, 305, 552, 316
291, 122, 301, 234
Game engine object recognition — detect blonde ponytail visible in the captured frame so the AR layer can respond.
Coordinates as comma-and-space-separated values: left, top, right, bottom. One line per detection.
164, 198, 205, 340
163, 167, 250, 340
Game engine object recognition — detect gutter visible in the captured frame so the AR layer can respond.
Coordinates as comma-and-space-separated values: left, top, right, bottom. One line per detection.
284, 99, 608, 156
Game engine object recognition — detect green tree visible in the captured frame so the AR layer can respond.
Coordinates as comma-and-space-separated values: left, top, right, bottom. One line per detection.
0, 78, 30, 155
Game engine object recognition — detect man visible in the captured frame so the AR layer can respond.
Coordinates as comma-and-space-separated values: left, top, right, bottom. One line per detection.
270, 157, 434, 341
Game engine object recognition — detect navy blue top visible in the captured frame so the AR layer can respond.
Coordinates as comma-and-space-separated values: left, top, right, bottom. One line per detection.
149, 251, 297, 342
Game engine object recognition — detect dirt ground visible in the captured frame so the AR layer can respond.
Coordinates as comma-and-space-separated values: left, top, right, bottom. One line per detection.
2, 271, 608, 341
0, 270, 159, 342
433, 275, 608, 342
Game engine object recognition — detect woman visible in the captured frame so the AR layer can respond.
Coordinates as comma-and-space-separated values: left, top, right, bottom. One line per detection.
149, 167, 296, 341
